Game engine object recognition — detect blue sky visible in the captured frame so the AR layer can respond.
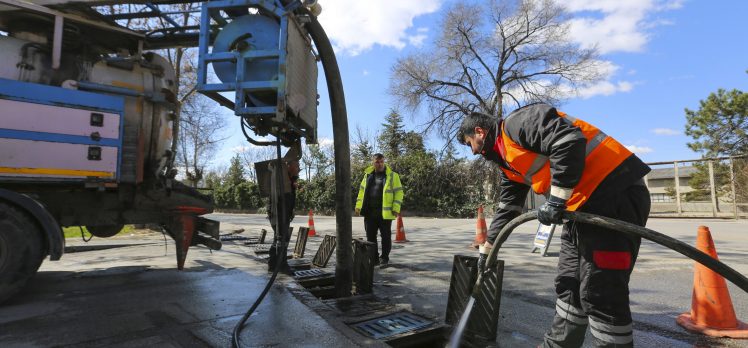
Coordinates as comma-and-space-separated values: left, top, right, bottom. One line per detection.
216, 0, 748, 168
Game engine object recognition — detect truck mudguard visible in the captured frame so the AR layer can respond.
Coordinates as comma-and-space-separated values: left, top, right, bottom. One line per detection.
0, 188, 64, 260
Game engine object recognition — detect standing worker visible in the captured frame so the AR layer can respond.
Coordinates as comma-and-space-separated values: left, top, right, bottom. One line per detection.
457, 104, 651, 347
355, 153, 404, 267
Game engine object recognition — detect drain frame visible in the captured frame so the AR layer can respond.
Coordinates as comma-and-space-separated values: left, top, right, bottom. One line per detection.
351, 311, 434, 340
243, 229, 267, 245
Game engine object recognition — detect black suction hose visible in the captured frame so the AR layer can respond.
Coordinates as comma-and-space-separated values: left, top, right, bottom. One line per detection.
305, 10, 354, 298
232, 139, 288, 348
232, 5, 354, 345
449, 211, 748, 347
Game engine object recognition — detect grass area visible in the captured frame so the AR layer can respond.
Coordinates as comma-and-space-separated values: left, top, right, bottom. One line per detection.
62, 225, 135, 239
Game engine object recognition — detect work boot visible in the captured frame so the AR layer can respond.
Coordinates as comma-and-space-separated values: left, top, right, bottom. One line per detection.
379, 257, 389, 267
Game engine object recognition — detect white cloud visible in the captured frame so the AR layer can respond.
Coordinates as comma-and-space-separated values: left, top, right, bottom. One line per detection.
576, 80, 633, 99
317, 137, 334, 147
560, 0, 683, 54
233, 145, 251, 153
625, 145, 654, 154
408, 34, 428, 47
362, 70, 369, 76
506, 60, 634, 99
317, 0, 441, 55
651, 128, 680, 135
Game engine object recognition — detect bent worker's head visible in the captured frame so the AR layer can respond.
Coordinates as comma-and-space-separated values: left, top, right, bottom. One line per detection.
372, 153, 385, 173
457, 112, 498, 155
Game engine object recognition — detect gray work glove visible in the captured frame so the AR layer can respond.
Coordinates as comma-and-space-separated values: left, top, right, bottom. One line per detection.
477, 244, 491, 274
538, 195, 567, 225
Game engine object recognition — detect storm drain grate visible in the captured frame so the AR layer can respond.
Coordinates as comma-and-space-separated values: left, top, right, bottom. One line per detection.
244, 229, 268, 245
351, 312, 434, 340
293, 268, 329, 279
312, 235, 337, 267
253, 244, 271, 254
220, 235, 249, 241
293, 227, 309, 258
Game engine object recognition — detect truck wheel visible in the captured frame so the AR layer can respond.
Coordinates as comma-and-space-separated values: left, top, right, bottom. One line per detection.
86, 224, 123, 238
0, 202, 45, 304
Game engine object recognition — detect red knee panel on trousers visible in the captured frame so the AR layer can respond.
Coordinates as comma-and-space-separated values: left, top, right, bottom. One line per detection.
592, 250, 631, 270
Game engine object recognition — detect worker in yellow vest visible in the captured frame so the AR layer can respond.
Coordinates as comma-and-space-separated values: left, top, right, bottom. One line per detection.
458, 104, 650, 348
355, 153, 404, 267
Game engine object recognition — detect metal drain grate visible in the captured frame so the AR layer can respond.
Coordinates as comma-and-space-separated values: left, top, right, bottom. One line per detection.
293, 227, 309, 258
244, 229, 268, 245
220, 235, 249, 241
312, 235, 337, 267
351, 312, 433, 340
293, 268, 329, 279
253, 244, 271, 254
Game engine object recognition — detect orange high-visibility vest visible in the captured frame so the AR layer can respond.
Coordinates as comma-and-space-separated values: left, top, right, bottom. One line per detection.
497, 111, 632, 211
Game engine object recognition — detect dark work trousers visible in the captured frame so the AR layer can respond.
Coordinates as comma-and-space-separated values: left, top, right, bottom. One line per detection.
543, 183, 650, 348
364, 213, 393, 261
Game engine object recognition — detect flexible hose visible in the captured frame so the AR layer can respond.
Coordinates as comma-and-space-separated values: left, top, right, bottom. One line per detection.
231, 3, 353, 345
232, 139, 288, 348
449, 211, 748, 347
305, 7, 354, 298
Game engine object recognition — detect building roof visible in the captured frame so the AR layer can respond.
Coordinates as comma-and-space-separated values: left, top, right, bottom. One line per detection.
647, 166, 698, 180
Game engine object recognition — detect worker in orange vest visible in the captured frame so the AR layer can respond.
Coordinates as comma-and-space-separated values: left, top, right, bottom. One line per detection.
458, 104, 651, 348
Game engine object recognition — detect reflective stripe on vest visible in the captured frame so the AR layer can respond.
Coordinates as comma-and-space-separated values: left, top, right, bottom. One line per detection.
497, 111, 632, 211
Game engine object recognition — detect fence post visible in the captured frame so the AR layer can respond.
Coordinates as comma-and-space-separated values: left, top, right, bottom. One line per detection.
674, 162, 682, 216
708, 161, 718, 217
730, 157, 738, 219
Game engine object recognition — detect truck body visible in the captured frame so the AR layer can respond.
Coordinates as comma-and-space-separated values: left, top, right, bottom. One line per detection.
0, 0, 220, 303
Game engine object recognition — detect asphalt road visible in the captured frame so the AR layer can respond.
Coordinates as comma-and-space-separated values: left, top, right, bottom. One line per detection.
1, 213, 747, 347
210, 213, 748, 347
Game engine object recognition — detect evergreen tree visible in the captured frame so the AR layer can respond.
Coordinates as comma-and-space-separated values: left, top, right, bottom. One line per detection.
685, 87, 747, 157
684, 81, 748, 205
225, 154, 246, 186
378, 109, 405, 159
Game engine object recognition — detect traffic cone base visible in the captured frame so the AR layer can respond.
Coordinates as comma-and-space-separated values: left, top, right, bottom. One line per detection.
394, 214, 408, 243
675, 226, 748, 339
676, 313, 748, 339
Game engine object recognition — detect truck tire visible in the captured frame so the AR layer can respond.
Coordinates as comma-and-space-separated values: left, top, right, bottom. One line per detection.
0, 202, 45, 304
86, 224, 123, 238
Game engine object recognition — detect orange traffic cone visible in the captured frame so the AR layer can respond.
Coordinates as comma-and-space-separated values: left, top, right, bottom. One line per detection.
470, 205, 488, 249
307, 209, 318, 237
394, 214, 408, 243
675, 226, 748, 338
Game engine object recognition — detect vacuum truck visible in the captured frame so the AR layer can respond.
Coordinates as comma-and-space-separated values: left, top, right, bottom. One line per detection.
0, 0, 222, 303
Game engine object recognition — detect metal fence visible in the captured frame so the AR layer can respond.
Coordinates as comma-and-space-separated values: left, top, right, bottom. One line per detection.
645, 156, 748, 219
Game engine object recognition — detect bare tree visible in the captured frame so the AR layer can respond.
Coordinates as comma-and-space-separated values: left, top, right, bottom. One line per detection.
301, 143, 334, 180
237, 146, 275, 182
101, 3, 228, 185
178, 94, 227, 187
391, 0, 603, 140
